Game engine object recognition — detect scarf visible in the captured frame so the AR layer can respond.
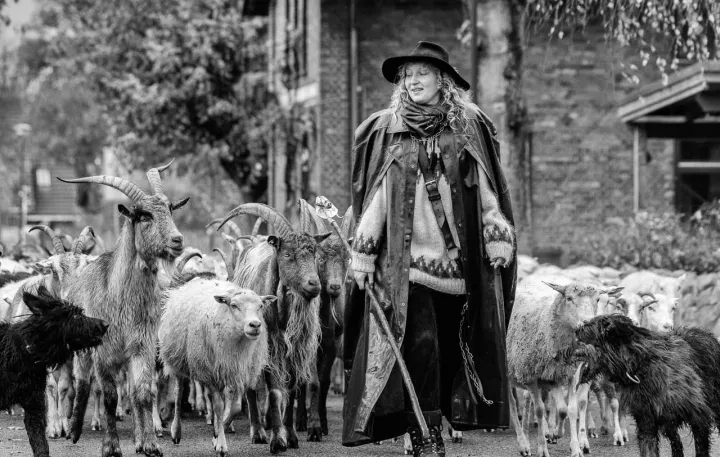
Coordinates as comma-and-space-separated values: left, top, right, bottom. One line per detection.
399, 99, 449, 139
400, 100, 449, 169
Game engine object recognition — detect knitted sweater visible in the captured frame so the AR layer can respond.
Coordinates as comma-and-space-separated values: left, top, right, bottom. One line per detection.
352, 159, 514, 295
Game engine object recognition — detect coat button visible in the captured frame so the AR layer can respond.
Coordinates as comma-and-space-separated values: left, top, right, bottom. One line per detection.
400, 302, 406, 307
409, 198, 414, 205
405, 234, 411, 241
452, 188, 457, 195
458, 222, 463, 227
411, 164, 416, 170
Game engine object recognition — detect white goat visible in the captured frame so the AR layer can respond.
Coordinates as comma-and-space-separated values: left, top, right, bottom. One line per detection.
158, 278, 274, 456
507, 280, 621, 457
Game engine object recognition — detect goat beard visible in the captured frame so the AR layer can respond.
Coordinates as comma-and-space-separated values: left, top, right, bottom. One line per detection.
281, 290, 321, 386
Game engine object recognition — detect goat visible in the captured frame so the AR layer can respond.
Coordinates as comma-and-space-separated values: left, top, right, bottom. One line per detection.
576, 315, 720, 457
159, 278, 274, 456
293, 199, 349, 441
217, 202, 330, 454
59, 160, 189, 457
0, 287, 108, 457
507, 280, 621, 457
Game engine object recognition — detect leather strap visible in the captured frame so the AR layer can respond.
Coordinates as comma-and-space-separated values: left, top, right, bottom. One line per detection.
416, 140, 461, 262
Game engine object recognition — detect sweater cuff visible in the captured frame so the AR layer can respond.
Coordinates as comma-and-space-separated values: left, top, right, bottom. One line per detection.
484, 225, 514, 264
351, 252, 377, 273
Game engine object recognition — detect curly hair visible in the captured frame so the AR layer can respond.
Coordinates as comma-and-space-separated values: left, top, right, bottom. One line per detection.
389, 62, 478, 134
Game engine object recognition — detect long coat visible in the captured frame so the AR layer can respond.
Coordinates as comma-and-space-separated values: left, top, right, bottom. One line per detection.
342, 106, 518, 446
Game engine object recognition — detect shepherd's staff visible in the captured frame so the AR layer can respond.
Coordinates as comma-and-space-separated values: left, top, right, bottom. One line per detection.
314, 196, 430, 442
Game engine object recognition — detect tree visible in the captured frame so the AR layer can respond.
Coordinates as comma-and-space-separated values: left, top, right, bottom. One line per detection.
459, 0, 719, 253
43, 0, 280, 202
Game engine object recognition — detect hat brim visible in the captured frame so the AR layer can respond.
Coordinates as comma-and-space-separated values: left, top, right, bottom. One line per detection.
382, 55, 471, 92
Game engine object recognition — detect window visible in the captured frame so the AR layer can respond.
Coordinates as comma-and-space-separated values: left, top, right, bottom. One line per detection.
36, 168, 51, 188
675, 141, 720, 214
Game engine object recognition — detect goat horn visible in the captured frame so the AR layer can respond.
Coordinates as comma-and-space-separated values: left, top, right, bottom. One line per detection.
57, 175, 146, 203
207, 218, 243, 238
637, 291, 656, 300
251, 217, 265, 236
29, 225, 65, 255
146, 158, 174, 195
205, 219, 223, 229
213, 248, 233, 280
175, 251, 201, 275
72, 226, 95, 255
626, 372, 640, 384
218, 203, 293, 239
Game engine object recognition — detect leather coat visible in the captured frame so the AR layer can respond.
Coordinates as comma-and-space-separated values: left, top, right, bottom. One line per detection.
342, 106, 517, 446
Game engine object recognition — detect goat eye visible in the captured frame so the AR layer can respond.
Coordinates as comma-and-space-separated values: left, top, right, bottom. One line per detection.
284, 252, 290, 257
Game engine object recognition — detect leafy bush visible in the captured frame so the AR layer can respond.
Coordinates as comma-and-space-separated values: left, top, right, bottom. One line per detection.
567, 209, 720, 273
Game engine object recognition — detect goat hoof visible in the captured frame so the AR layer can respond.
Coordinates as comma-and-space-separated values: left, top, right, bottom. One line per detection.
287, 434, 299, 449
142, 444, 163, 457
269, 438, 287, 454
102, 437, 122, 457
92, 424, 103, 431
599, 426, 609, 435
452, 437, 462, 443
252, 436, 268, 444
296, 424, 307, 432
307, 427, 322, 442
321, 426, 328, 436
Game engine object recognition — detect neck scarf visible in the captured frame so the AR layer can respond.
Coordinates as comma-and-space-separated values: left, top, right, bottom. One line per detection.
400, 100, 449, 168
399, 99, 449, 139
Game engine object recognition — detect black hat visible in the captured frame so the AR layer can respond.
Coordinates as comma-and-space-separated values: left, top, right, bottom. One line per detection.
381, 41, 470, 91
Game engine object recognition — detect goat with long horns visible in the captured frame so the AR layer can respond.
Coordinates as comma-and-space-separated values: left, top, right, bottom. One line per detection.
58, 159, 188, 457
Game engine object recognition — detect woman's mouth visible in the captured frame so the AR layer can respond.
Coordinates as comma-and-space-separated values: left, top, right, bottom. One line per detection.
411, 87, 423, 95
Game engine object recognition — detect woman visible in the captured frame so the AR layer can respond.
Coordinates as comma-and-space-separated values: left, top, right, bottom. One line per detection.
342, 41, 517, 457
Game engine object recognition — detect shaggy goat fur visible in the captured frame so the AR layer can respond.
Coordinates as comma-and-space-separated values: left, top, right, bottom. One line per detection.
232, 229, 329, 453
293, 199, 350, 440
61, 166, 188, 457
576, 314, 720, 457
0, 288, 108, 457
159, 278, 272, 456
0, 270, 35, 288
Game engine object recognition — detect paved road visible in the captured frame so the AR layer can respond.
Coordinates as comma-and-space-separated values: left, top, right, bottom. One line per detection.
0, 394, 717, 456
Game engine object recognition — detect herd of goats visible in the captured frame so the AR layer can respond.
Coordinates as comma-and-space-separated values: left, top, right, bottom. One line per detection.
1, 160, 720, 457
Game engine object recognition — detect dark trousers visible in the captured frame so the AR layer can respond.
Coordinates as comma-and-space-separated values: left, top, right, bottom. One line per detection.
402, 282, 464, 428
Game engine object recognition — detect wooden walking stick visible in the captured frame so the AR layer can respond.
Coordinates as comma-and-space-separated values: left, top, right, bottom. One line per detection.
314, 196, 430, 441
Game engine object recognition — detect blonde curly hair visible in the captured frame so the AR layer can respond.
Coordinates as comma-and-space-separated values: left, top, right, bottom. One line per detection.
389, 61, 478, 134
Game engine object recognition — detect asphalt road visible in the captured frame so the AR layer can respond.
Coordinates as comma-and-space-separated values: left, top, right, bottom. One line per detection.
1, 393, 718, 457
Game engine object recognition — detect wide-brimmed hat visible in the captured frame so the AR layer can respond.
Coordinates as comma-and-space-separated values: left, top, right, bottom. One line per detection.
381, 41, 470, 91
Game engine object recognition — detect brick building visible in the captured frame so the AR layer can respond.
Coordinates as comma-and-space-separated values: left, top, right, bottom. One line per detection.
245, 0, 719, 262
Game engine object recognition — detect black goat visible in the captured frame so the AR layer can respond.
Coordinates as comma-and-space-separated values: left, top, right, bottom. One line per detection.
0, 287, 108, 457
575, 314, 720, 457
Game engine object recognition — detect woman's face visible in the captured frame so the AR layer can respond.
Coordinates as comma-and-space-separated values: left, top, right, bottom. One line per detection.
403, 62, 441, 105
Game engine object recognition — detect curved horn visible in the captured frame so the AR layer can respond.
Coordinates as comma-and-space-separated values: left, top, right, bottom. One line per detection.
213, 248, 233, 281
205, 218, 223, 229
206, 218, 243, 238
146, 158, 174, 195
626, 372, 640, 384
29, 225, 65, 255
218, 203, 293, 239
251, 217, 265, 236
170, 252, 201, 285
57, 175, 146, 203
72, 226, 95, 255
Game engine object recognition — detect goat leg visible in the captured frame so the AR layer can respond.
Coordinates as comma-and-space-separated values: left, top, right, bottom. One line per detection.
246, 387, 268, 444
97, 367, 121, 457
68, 353, 93, 443
295, 384, 308, 432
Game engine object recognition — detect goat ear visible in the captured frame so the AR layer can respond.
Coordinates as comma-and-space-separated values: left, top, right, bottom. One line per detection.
314, 232, 332, 244
31, 260, 53, 275
267, 236, 280, 248
221, 233, 236, 245
261, 295, 278, 306
214, 295, 229, 305
543, 281, 567, 296
118, 204, 133, 219
170, 197, 190, 211
603, 286, 624, 298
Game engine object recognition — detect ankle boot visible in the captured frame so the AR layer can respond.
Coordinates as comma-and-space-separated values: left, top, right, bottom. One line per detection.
407, 425, 446, 457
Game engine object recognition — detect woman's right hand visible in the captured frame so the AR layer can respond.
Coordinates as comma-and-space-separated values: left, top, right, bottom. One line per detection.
354, 270, 374, 290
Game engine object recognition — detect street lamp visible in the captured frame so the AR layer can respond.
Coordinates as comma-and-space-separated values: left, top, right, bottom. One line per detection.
13, 123, 32, 244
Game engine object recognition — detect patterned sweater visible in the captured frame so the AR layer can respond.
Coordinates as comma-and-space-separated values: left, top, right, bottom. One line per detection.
352, 160, 514, 295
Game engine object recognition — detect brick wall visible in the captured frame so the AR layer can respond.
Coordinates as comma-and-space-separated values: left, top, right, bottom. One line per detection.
319, 0, 351, 210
